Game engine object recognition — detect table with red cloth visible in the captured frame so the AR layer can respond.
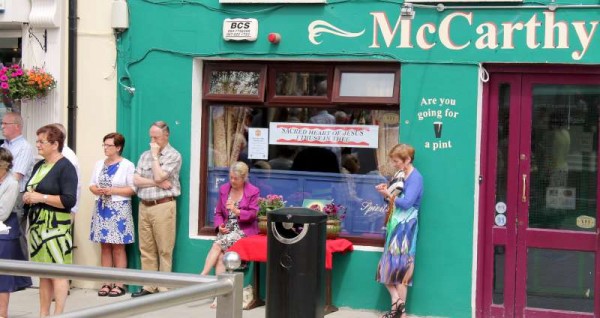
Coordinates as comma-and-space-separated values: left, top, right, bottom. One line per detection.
228, 234, 354, 313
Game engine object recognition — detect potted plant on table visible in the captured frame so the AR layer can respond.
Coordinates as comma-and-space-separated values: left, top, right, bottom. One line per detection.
317, 201, 347, 239
257, 194, 286, 234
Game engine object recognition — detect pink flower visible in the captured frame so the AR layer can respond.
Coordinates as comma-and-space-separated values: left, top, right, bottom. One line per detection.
323, 201, 346, 221
258, 194, 286, 216
1, 82, 9, 89
0, 75, 7, 82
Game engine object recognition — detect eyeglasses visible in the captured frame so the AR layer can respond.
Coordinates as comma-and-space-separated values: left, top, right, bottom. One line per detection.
102, 144, 116, 148
1, 122, 17, 126
35, 140, 51, 145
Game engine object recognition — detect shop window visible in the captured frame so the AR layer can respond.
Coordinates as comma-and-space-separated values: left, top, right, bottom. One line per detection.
268, 65, 332, 104
333, 65, 400, 104
203, 63, 266, 101
199, 62, 400, 246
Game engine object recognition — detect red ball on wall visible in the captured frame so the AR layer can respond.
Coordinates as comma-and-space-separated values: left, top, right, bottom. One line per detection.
268, 33, 281, 44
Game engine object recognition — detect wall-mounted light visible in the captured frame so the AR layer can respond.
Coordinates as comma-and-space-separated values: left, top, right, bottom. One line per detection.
400, 3, 415, 20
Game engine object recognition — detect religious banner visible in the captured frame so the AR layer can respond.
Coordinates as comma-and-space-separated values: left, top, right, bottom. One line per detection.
269, 122, 379, 148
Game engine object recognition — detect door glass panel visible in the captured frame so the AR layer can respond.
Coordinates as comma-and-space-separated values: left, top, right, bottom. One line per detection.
493, 245, 506, 304
496, 84, 510, 218
529, 84, 599, 231
526, 248, 594, 312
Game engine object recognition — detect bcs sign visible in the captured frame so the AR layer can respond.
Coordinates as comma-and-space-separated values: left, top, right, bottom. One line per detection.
223, 18, 258, 41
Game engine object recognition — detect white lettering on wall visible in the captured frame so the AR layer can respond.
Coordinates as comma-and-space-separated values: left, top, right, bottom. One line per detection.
543, 12, 569, 49
524, 15, 541, 48
439, 12, 472, 50
475, 22, 499, 49
309, 11, 599, 61
416, 23, 436, 49
501, 21, 524, 49
369, 11, 413, 48
571, 21, 599, 60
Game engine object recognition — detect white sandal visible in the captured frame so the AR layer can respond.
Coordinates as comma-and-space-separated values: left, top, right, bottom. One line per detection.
210, 297, 217, 309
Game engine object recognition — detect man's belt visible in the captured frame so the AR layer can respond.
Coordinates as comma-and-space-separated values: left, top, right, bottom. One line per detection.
141, 197, 174, 207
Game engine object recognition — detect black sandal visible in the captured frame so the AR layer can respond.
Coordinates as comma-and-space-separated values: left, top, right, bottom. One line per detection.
381, 299, 405, 318
98, 284, 112, 297
108, 285, 127, 297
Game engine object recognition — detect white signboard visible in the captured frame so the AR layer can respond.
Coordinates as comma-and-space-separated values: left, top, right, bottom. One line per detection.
248, 128, 269, 160
269, 122, 379, 148
223, 19, 258, 41
546, 187, 576, 210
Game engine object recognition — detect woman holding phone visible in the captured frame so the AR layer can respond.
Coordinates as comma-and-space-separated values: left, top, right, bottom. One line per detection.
375, 143, 424, 318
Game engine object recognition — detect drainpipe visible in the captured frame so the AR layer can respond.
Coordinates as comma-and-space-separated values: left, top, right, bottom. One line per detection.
67, 0, 77, 151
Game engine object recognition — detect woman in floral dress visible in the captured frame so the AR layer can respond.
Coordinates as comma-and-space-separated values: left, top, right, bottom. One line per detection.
89, 132, 136, 297
200, 161, 259, 308
375, 144, 424, 318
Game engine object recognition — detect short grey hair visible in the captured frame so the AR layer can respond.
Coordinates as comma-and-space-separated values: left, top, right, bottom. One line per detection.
230, 161, 249, 181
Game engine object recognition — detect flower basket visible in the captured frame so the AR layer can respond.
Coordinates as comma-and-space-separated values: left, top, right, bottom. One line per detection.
257, 195, 286, 235
308, 201, 346, 239
0, 65, 56, 106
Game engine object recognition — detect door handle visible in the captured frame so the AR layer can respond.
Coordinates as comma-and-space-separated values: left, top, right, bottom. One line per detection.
522, 174, 527, 202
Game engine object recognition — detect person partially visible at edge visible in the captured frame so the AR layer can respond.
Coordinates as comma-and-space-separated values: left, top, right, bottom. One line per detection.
1, 112, 35, 258
22, 125, 77, 317
89, 132, 136, 298
375, 143, 424, 318
132, 121, 182, 297
0, 148, 32, 318
200, 161, 259, 308
52, 123, 81, 219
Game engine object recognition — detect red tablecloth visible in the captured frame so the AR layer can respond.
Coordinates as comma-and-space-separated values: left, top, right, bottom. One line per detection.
228, 234, 353, 270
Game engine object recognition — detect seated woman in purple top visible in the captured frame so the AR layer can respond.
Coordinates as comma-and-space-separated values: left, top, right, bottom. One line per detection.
200, 162, 259, 300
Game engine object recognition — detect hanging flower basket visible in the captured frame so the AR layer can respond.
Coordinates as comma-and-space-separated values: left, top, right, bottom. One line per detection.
0, 65, 56, 104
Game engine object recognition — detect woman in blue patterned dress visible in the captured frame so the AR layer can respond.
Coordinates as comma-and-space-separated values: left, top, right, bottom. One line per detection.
89, 132, 136, 297
375, 144, 423, 318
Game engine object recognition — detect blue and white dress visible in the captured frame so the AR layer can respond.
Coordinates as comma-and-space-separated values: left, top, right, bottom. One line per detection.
90, 161, 135, 244
376, 168, 424, 286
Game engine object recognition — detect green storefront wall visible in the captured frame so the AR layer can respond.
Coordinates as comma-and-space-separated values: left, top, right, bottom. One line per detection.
116, 1, 599, 316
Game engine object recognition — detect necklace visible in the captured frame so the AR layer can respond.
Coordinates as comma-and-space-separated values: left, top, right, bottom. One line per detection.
105, 156, 122, 166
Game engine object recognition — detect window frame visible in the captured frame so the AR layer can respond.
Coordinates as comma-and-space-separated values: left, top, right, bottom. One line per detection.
332, 65, 400, 104
199, 61, 400, 247
267, 64, 334, 104
203, 63, 267, 102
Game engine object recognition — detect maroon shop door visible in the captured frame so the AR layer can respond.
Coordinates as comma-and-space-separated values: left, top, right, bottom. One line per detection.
478, 68, 600, 318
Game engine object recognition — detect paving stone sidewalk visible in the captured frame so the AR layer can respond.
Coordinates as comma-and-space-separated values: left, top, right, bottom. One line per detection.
9, 287, 383, 318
